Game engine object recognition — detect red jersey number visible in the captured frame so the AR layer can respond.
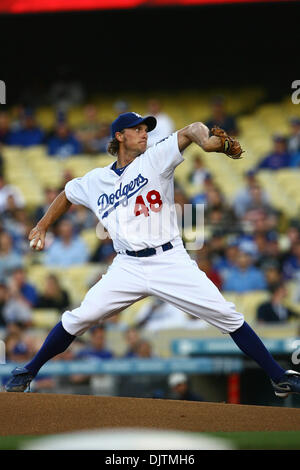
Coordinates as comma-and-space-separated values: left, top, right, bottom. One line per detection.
134, 190, 163, 217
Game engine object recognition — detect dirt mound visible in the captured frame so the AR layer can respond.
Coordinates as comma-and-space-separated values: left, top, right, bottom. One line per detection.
1, 393, 300, 436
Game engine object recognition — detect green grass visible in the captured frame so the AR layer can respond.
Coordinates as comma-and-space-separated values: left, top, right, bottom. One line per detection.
0, 435, 35, 450
206, 431, 300, 450
1, 431, 300, 450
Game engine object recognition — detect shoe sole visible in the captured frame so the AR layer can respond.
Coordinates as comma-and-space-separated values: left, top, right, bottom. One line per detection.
5, 383, 31, 392
5, 387, 28, 392
275, 391, 289, 398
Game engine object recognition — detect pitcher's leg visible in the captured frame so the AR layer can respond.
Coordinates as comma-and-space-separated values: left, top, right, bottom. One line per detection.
23, 321, 75, 378
230, 321, 285, 382
149, 251, 288, 388
150, 253, 244, 333
5, 255, 147, 391
62, 255, 148, 336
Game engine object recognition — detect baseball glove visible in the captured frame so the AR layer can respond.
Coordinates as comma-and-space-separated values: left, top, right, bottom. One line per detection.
211, 126, 244, 159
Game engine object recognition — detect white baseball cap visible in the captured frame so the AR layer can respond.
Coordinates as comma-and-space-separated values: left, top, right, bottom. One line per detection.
168, 372, 187, 387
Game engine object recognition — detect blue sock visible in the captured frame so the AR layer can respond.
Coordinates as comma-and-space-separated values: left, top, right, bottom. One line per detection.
25, 321, 75, 377
230, 321, 285, 383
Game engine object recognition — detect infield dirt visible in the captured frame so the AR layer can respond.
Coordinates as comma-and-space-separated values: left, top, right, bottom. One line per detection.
0, 393, 300, 435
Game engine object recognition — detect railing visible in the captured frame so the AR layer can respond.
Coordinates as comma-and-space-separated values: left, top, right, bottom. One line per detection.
0, 357, 243, 377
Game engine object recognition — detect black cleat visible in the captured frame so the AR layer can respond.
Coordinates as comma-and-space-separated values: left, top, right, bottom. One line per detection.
271, 370, 300, 398
5, 367, 34, 392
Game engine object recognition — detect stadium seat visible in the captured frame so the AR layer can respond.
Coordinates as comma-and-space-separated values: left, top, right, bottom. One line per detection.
224, 291, 269, 325
32, 308, 60, 328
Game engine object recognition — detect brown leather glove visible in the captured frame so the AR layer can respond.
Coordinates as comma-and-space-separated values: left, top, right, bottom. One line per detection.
211, 126, 244, 159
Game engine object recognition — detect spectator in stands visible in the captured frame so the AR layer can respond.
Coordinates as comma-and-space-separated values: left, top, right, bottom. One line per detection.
36, 273, 70, 311
222, 247, 267, 293
9, 267, 38, 308
90, 238, 116, 265
4, 322, 36, 363
3, 204, 32, 255
256, 134, 292, 170
135, 339, 154, 358
0, 175, 25, 214
243, 207, 279, 241
34, 187, 59, 225
122, 327, 142, 358
66, 204, 97, 234
233, 170, 270, 218
0, 111, 12, 144
146, 98, 174, 147
44, 219, 89, 267
205, 186, 237, 232
76, 104, 102, 154
167, 373, 204, 401
196, 252, 222, 290
174, 182, 190, 229
205, 95, 238, 136
75, 325, 114, 360
241, 183, 273, 221
256, 282, 299, 324
118, 338, 165, 399
212, 239, 240, 283
7, 108, 44, 147
0, 279, 8, 328
286, 221, 300, 248
9, 105, 25, 132
282, 239, 300, 281
1, 281, 32, 327
188, 155, 210, 186
261, 260, 282, 287
280, 221, 300, 271
260, 230, 282, 268
0, 144, 4, 176
288, 117, 300, 158
189, 173, 216, 207
78, 104, 100, 137
91, 122, 111, 154
208, 229, 227, 264
254, 231, 282, 269
70, 325, 114, 392
0, 231, 23, 279
47, 121, 82, 158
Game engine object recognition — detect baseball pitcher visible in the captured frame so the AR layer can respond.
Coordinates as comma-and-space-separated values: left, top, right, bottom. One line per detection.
5, 112, 300, 398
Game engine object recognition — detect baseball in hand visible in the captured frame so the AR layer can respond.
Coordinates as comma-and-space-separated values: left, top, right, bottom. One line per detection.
30, 239, 42, 250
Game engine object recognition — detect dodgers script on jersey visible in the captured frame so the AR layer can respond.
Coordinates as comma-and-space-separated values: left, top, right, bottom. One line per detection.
65, 133, 184, 252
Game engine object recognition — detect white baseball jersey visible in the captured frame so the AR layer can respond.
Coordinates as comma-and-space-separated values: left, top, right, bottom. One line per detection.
62, 131, 244, 337
65, 132, 183, 253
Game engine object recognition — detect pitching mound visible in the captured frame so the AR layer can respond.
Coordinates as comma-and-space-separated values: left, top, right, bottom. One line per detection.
1, 393, 300, 436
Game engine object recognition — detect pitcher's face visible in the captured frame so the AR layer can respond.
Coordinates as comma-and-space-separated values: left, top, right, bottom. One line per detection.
119, 123, 148, 155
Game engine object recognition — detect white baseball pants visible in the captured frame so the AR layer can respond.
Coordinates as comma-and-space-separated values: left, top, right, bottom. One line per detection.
61, 238, 244, 336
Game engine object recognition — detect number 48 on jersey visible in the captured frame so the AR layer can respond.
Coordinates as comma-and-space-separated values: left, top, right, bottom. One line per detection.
134, 190, 163, 217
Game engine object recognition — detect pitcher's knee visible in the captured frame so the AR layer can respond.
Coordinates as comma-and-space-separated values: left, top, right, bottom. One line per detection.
61, 302, 105, 336
218, 303, 244, 334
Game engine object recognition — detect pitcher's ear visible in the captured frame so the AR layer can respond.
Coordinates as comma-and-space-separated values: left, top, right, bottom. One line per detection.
115, 131, 124, 143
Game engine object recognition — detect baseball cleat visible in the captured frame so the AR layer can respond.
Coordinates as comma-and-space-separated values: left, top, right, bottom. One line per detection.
5, 366, 34, 392
271, 370, 300, 398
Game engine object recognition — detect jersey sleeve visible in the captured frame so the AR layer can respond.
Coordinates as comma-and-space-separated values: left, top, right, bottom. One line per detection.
146, 132, 184, 178
64, 172, 92, 209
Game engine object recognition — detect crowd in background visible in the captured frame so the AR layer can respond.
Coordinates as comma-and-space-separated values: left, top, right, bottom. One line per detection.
1, 94, 300, 395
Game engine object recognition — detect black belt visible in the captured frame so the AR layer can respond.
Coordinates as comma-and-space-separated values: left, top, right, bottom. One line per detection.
125, 242, 173, 257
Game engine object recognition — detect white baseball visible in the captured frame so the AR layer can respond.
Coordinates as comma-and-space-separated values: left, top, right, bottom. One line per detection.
30, 239, 42, 250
